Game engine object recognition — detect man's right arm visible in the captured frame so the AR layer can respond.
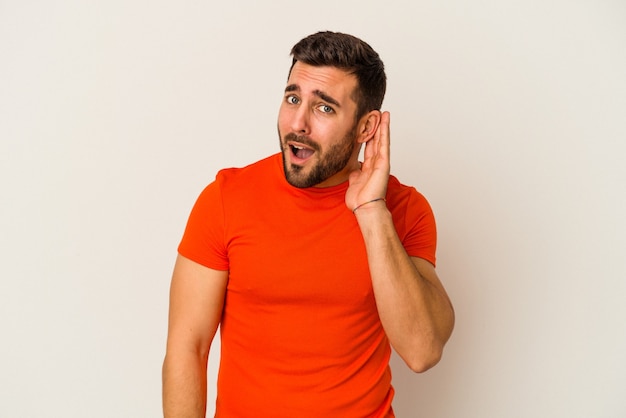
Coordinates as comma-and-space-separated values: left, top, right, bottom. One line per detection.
162, 254, 228, 418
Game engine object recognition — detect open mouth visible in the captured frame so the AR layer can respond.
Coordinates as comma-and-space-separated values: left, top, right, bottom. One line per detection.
289, 143, 315, 162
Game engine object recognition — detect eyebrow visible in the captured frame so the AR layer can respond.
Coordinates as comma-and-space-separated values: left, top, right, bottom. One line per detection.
284, 84, 341, 108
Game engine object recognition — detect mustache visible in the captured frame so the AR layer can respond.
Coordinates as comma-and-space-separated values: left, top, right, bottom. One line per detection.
283, 133, 321, 152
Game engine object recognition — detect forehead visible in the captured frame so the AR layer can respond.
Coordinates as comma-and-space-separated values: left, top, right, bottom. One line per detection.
287, 62, 358, 102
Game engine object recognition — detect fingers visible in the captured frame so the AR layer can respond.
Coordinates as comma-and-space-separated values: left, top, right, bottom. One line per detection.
364, 111, 390, 162
378, 111, 390, 160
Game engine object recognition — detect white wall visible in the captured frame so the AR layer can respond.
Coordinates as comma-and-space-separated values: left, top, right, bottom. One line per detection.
1, 1, 624, 417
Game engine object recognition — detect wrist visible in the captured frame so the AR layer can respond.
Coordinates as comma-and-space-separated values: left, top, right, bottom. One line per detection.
353, 203, 393, 238
352, 197, 386, 214
352, 200, 391, 221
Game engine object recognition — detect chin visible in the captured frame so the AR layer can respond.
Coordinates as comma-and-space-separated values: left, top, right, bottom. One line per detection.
284, 168, 311, 188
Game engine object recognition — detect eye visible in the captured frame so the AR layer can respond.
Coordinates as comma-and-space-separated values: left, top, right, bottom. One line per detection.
317, 104, 334, 114
286, 95, 300, 105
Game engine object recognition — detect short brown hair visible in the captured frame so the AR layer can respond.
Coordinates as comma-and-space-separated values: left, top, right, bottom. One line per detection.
289, 31, 386, 120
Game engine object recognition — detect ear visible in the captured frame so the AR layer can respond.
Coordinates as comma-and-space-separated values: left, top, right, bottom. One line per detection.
356, 110, 382, 144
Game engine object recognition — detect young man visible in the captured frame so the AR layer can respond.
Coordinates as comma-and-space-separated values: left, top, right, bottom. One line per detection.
163, 31, 454, 417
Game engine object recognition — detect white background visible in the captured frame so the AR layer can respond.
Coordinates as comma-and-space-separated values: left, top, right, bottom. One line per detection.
1, 1, 625, 417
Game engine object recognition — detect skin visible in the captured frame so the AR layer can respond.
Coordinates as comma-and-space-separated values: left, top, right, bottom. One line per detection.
162, 61, 455, 417
346, 110, 455, 372
278, 62, 365, 189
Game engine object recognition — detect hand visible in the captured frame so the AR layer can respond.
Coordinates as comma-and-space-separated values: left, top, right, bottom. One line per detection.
346, 111, 391, 212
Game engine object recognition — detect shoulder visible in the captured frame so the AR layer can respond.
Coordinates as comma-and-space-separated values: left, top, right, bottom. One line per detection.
192, 154, 281, 207
386, 175, 432, 213
215, 153, 282, 188
387, 175, 437, 264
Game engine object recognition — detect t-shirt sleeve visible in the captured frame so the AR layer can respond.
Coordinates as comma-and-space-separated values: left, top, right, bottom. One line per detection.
177, 177, 229, 271
401, 189, 437, 266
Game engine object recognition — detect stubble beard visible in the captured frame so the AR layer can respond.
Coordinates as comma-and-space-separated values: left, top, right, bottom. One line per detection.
279, 128, 357, 188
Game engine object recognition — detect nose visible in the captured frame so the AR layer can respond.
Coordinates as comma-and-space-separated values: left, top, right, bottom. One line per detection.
290, 105, 310, 135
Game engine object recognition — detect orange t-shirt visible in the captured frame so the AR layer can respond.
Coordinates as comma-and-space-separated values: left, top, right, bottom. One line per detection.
178, 154, 437, 417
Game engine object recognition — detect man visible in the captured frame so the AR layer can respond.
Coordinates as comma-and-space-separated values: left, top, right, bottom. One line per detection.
163, 31, 454, 417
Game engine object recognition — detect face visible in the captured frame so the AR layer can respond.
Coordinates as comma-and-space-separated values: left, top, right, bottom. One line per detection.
278, 62, 362, 188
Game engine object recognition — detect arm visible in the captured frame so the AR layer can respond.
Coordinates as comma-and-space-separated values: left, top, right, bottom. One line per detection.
162, 254, 228, 417
347, 111, 454, 372
355, 209, 454, 372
